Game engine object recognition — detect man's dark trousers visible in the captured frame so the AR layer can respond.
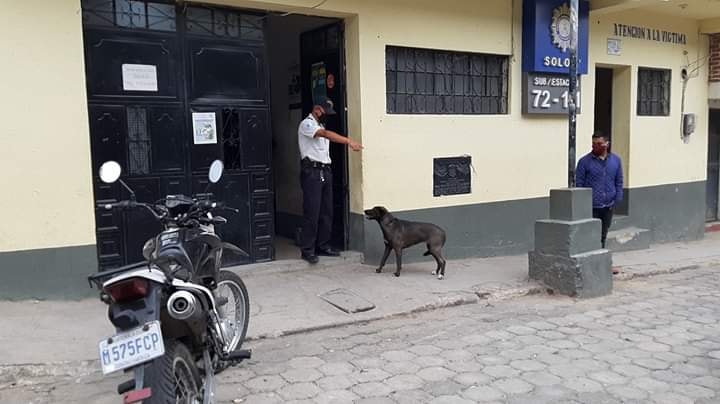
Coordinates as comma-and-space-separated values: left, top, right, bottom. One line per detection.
593, 207, 613, 248
300, 162, 333, 256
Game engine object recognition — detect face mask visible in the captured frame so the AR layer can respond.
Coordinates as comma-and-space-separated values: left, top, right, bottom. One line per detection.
592, 143, 607, 156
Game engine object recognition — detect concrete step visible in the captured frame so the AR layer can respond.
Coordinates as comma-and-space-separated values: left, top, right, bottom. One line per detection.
231, 251, 365, 278
607, 226, 651, 252
611, 214, 632, 229
705, 221, 720, 233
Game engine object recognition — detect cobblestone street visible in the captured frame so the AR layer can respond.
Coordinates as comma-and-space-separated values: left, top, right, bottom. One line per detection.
4, 266, 720, 403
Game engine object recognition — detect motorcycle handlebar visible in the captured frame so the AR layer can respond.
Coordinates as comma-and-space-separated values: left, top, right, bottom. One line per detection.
97, 200, 132, 210
197, 200, 240, 214
197, 200, 217, 210
97, 201, 164, 220
96, 198, 239, 219
215, 202, 240, 214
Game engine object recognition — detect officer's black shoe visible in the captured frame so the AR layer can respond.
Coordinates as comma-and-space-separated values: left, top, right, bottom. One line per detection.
301, 253, 319, 264
316, 247, 341, 257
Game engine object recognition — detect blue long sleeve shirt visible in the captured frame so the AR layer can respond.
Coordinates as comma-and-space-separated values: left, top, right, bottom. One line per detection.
575, 152, 624, 209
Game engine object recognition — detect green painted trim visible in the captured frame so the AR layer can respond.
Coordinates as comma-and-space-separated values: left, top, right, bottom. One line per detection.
624, 181, 706, 243
349, 212, 365, 252
361, 197, 548, 266
0, 182, 704, 299
0, 244, 98, 300
358, 180, 706, 265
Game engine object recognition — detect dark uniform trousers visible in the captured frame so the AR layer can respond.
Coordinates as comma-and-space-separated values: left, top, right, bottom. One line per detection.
300, 159, 333, 256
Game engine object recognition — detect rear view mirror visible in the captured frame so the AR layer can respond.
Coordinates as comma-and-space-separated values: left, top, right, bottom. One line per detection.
99, 161, 122, 184
209, 160, 224, 184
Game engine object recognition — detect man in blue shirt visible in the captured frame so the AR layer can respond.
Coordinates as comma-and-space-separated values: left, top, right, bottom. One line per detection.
576, 132, 624, 249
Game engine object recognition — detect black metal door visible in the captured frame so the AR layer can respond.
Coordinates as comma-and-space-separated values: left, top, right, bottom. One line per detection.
82, 1, 273, 269
300, 22, 348, 250
707, 110, 720, 221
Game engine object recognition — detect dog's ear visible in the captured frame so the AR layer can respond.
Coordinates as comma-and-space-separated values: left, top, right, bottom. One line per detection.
378, 206, 388, 216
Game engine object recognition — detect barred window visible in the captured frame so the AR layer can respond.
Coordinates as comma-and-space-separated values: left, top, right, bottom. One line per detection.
186, 7, 264, 40
82, 0, 177, 32
386, 46, 509, 115
637, 67, 671, 116
126, 107, 150, 176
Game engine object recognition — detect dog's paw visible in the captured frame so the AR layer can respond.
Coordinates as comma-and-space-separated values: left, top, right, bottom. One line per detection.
394, 272, 400, 277
375, 268, 382, 273
437, 274, 444, 280
431, 270, 437, 275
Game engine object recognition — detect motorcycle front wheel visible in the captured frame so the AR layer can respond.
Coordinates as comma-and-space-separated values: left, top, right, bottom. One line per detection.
216, 270, 250, 352
143, 340, 201, 404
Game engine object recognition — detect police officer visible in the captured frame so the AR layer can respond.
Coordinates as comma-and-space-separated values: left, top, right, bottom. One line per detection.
298, 98, 362, 264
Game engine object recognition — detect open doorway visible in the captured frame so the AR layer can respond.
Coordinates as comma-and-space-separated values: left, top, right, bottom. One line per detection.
707, 109, 720, 222
594, 68, 613, 144
266, 14, 348, 260
594, 65, 631, 215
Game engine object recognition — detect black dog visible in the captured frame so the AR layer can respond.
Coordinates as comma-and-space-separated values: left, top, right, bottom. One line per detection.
364, 206, 447, 279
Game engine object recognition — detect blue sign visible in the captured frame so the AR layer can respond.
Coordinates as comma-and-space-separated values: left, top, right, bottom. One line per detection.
522, 0, 590, 75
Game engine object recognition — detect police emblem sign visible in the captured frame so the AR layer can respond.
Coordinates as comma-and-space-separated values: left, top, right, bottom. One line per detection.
522, 0, 589, 75
522, 0, 588, 114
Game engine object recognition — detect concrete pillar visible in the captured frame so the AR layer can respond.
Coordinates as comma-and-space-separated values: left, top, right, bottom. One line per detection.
529, 188, 612, 298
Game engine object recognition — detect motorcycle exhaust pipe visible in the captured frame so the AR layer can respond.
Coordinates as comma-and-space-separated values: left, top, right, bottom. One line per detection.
167, 291, 198, 320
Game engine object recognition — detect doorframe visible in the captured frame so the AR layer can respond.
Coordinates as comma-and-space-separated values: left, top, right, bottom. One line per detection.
299, 21, 350, 250
338, 22, 350, 250
594, 67, 614, 145
707, 108, 720, 222
595, 63, 632, 216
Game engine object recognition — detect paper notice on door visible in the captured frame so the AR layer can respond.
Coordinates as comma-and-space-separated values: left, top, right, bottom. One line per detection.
192, 112, 217, 145
122, 64, 158, 92
311, 62, 327, 105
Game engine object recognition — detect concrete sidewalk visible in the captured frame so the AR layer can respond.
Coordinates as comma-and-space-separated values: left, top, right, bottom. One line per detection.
2, 233, 720, 370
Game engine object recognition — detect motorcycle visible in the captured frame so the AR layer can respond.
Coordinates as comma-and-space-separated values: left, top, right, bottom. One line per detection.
88, 159, 251, 404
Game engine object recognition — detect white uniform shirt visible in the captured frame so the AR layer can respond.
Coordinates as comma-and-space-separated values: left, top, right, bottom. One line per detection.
298, 114, 331, 164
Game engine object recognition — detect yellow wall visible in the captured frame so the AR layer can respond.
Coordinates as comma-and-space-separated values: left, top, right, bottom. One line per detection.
214, 0, 569, 213
357, 0, 560, 212
0, 0, 710, 254
583, 9, 709, 188
215, 0, 709, 214
0, 0, 96, 252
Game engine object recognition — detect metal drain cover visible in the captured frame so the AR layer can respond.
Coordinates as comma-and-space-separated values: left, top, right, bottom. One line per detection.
319, 288, 375, 314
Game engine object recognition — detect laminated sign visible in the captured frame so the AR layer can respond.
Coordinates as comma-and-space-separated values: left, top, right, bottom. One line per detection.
192, 112, 217, 145
311, 62, 327, 105
122, 64, 158, 92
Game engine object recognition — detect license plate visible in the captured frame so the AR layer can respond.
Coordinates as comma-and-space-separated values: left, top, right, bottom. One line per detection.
99, 321, 165, 375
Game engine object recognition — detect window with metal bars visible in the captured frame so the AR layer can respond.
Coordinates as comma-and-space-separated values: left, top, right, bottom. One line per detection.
126, 107, 150, 176
82, 0, 176, 32
386, 46, 509, 115
637, 67, 671, 116
186, 6, 264, 40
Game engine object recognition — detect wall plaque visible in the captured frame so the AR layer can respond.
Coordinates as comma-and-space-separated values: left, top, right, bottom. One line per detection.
433, 156, 471, 197
607, 38, 622, 56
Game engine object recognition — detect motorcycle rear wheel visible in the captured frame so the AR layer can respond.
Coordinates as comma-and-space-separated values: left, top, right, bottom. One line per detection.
216, 270, 250, 352
142, 340, 201, 404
